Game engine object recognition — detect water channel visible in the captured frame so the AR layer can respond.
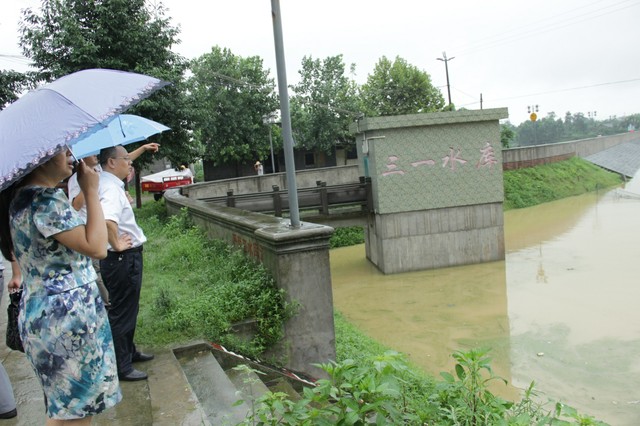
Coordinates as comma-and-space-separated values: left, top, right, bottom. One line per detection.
330, 175, 640, 425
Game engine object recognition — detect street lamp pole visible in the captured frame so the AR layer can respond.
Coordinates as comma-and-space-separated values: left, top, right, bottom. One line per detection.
271, 0, 300, 227
527, 105, 540, 145
436, 51, 454, 107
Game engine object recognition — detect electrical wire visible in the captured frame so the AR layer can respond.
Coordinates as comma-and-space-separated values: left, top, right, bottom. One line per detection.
457, 77, 640, 108
453, 0, 639, 57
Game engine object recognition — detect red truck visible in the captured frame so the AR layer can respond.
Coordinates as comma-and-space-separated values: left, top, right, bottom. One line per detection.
141, 169, 193, 200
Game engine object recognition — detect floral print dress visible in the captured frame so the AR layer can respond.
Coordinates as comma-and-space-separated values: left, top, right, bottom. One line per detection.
10, 186, 121, 419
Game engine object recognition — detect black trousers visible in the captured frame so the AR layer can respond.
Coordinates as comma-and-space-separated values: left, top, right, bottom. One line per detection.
100, 246, 143, 375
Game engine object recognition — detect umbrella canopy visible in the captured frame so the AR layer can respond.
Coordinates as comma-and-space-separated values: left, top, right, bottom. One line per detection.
71, 114, 170, 159
0, 68, 169, 191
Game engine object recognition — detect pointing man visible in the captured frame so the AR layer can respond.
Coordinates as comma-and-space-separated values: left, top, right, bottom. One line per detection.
98, 144, 158, 381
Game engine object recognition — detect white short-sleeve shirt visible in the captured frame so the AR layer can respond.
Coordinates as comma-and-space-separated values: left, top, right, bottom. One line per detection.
98, 171, 146, 250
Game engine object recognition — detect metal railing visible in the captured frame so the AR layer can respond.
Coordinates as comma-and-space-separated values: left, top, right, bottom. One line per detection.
199, 177, 372, 218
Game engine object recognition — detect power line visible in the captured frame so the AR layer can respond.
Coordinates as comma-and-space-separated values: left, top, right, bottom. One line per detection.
453, 0, 639, 57
0, 54, 32, 64
458, 77, 640, 107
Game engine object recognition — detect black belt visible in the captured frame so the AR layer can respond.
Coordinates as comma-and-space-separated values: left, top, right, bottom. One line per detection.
108, 245, 143, 256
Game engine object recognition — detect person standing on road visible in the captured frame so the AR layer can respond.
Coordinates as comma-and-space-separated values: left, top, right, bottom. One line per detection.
0, 149, 121, 424
0, 253, 19, 419
98, 145, 157, 381
254, 161, 264, 175
67, 154, 111, 307
68, 143, 159, 308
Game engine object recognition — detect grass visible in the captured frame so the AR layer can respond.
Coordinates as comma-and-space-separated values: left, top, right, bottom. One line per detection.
503, 157, 621, 210
135, 201, 293, 359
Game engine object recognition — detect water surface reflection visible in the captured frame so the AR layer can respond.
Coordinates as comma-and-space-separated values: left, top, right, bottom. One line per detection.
330, 187, 640, 425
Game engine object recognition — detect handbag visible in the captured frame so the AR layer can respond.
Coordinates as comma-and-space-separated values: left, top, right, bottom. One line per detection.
6, 290, 24, 352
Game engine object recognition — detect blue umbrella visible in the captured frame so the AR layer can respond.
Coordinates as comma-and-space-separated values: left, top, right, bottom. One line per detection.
0, 68, 169, 191
71, 114, 170, 159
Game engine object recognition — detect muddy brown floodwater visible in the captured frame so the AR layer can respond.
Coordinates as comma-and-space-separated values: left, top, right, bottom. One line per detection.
330, 179, 640, 425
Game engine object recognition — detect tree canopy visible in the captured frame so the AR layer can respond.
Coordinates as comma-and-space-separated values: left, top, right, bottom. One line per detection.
0, 70, 35, 109
290, 55, 361, 153
187, 46, 279, 166
509, 112, 640, 146
18, 0, 197, 167
360, 56, 445, 117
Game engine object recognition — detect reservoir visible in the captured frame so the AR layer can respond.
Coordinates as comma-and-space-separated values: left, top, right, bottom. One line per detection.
331, 178, 640, 425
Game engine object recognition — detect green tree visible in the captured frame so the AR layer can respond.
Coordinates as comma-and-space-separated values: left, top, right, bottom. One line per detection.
360, 55, 445, 117
500, 123, 516, 148
188, 46, 279, 167
536, 111, 565, 144
290, 55, 361, 154
18, 0, 198, 167
0, 70, 36, 109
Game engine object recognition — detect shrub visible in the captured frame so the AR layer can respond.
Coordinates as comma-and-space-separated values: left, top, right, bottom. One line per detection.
136, 203, 294, 359
240, 348, 609, 425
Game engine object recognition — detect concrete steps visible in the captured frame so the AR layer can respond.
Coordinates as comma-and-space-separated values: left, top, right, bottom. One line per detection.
171, 341, 316, 425
0, 262, 317, 425
175, 344, 250, 425
2, 339, 314, 425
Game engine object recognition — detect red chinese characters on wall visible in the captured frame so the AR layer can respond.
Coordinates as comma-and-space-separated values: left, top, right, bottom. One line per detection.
476, 142, 498, 169
442, 147, 467, 171
381, 142, 498, 177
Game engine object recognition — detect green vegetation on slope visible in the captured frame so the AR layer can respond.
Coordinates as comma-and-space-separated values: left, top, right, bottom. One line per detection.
135, 201, 293, 359
503, 157, 621, 210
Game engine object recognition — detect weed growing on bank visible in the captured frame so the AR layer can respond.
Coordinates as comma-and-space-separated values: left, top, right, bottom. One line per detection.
240, 347, 608, 425
503, 157, 621, 210
329, 226, 365, 248
135, 200, 294, 359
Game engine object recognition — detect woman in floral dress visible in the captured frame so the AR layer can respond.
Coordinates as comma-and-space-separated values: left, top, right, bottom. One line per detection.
0, 148, 121, 425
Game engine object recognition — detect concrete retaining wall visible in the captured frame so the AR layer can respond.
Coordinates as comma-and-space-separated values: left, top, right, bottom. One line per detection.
163, 188, 336, 378
502, 132, 637, 170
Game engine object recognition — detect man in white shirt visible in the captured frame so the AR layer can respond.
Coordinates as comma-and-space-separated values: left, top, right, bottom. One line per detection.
68, 144, 157, 308
97, 144, 158, 382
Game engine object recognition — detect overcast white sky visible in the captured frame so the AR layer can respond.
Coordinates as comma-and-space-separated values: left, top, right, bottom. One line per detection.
1, 0, 639, 125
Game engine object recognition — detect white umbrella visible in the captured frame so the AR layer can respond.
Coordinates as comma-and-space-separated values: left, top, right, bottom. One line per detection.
0, 68, 169, 191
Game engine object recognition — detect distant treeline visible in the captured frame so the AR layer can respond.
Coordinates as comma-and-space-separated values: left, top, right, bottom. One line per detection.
505, 112, 640, 147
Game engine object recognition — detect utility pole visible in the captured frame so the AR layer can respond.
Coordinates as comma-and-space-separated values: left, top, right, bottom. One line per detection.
436, 51, 454, 107
271, 0, 300, 227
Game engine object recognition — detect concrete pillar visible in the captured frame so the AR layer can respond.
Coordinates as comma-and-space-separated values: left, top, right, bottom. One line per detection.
164, 190, 335, 378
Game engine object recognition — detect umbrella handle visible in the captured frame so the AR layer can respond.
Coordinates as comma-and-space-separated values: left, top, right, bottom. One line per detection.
67, 144, 80, 167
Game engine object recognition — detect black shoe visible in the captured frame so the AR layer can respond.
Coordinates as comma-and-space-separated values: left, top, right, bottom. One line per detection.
119, 369, 148, 381
132, 352, 154, 363
0, 408, 17, 419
